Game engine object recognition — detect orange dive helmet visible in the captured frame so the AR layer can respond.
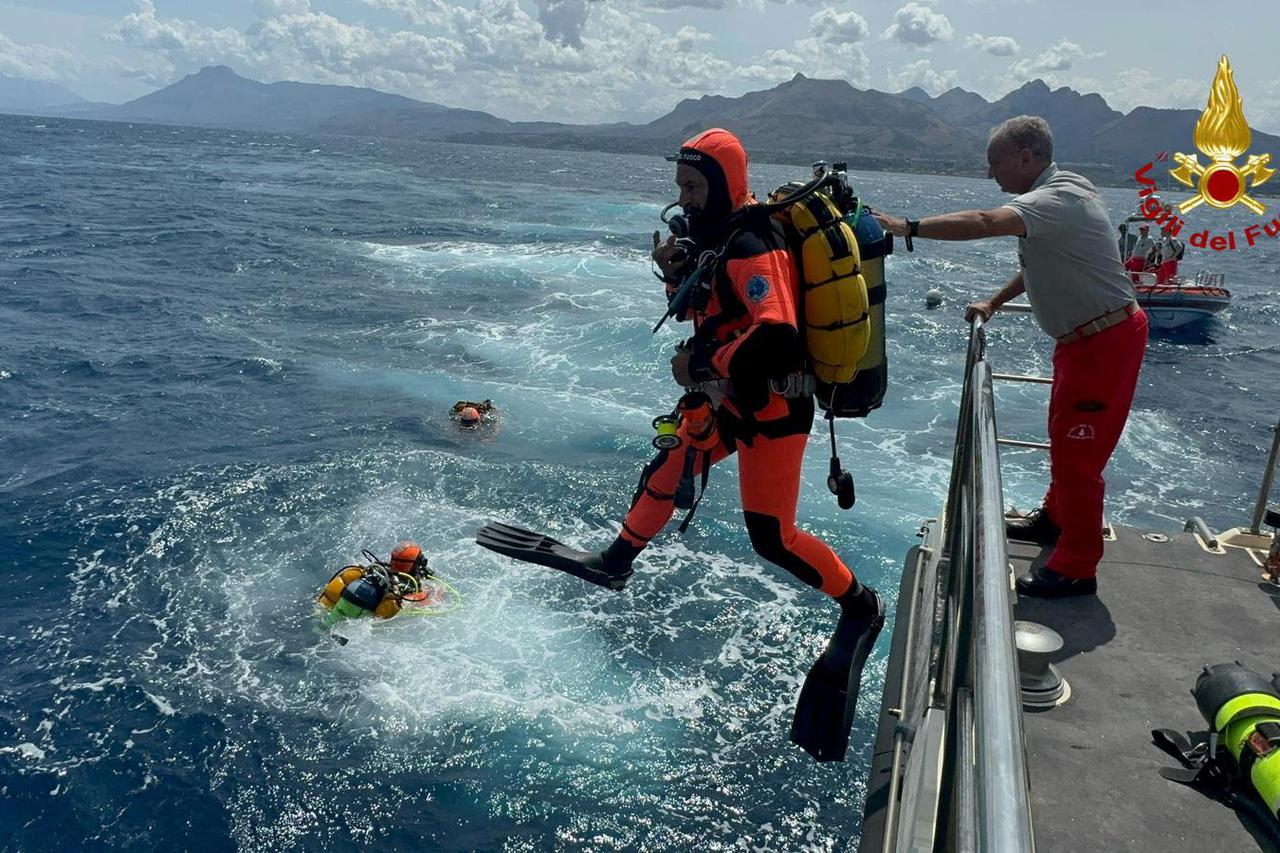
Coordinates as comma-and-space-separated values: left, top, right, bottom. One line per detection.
459, 406, 481, 428
390, 541, 428, 575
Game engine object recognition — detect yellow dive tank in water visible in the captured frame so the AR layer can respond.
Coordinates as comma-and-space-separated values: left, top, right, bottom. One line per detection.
318, 566, 402, 620
1194, 662, 1280, 819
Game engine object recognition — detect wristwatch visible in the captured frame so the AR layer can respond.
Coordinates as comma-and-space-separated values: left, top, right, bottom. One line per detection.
906, 218, 920, 237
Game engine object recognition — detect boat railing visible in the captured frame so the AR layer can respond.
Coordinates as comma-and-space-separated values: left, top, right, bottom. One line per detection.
1249, 416, 1280, 535
877, 306, 1036, 852
1194, 270, 1226, 289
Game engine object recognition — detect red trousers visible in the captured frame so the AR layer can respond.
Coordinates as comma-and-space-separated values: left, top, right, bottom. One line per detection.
1155, 260, 1177, 283
1123, 256, 1146, 283
1043, 310, 1149, 578
617, 405, 856, 597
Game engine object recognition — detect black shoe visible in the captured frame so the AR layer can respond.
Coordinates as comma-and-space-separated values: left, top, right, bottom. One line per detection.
1015, 564, 1097, 598
1005, 507, 1061, 545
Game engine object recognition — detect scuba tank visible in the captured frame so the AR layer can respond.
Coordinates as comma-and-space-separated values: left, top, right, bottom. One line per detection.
1193, 663, 1280, 819
330, 575, 385, 621
319, 545, 433, 623
1154, 662, 1280, 826
767, 162, 892, 509
768, 162, 890, 417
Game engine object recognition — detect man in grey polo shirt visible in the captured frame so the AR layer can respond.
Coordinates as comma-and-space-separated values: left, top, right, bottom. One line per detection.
875, 115, 1148, 597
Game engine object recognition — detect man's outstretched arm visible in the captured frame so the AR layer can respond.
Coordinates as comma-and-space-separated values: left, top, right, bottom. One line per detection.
874, 208, 1026, 241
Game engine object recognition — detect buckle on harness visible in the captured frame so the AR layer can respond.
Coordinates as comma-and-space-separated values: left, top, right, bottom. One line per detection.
769, 372, 815, 399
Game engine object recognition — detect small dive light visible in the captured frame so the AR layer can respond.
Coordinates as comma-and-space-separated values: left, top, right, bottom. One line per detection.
652, 414, 680, 450
827, 457, 856, 510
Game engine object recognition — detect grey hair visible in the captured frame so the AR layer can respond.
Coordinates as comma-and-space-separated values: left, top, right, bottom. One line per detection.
988, 115, 1053, 162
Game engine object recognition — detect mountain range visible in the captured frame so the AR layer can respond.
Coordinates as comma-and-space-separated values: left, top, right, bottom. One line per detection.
0, 73, 88, 112
6, 65, 1280, 189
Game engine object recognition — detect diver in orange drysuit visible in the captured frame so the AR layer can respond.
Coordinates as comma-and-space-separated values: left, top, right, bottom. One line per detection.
477, 129, 884, 762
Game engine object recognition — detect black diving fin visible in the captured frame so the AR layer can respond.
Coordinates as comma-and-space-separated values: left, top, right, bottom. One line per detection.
790, 589, 886, 762
476, 522, 632, 591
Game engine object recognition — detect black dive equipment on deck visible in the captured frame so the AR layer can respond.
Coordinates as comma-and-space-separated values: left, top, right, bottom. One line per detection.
1153, 662, 1280, 829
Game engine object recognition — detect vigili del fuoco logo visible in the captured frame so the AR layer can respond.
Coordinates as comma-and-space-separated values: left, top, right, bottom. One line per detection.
1132, 55, 1278, 251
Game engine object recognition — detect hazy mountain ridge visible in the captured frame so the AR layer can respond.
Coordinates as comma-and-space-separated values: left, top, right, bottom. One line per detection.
10, 65, 1280, 188
0, 73, 87, 111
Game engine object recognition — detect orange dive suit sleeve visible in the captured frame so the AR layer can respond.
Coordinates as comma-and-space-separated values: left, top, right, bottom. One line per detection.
690, 249, 805, 412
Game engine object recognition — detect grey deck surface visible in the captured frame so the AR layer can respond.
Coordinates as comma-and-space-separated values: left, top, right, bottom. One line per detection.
1011, 527, 1280, 853
858, 529, 1280, 853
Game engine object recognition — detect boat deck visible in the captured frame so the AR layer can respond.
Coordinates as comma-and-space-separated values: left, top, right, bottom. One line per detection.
860, 524, 1280, 852
1012, 527, 1279, 853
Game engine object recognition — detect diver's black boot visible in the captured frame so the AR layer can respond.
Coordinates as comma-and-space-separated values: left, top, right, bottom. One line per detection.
837, 581, 881, 620
1005, 507, 1061, 545
790, 583, 886, 762
597, 537, 643, 587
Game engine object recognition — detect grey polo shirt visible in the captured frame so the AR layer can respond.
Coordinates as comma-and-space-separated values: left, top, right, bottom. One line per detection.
1003, 164, 1136, 339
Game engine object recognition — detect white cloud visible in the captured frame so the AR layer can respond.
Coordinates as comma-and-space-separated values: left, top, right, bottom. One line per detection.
809, 8, 870, 44
0, 32, 83, 81
884, 3, 954, 46
965, 33, 1019, 56
1009, 39, 1100, 76
763, 14, 871, 86
109, 0, 247, 59
887, 59, 958, 94
1251, 79, 1280, 136
1087, 69, 1204, 114
102, 0, 880, 122
673, 26, 714, 52
252, 0, 313, 15
536, 0, 590, 47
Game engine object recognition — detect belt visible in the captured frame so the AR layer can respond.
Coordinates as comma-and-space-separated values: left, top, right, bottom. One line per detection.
1055, 300, 1141, 344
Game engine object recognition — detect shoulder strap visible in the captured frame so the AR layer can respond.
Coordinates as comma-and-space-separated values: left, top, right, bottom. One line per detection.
1151, 729, 1232, 794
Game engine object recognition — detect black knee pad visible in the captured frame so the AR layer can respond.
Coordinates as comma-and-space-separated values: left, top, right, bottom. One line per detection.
743, 511, 823, 589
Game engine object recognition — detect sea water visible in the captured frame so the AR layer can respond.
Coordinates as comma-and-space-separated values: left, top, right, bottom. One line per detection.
1, 114, 1277, 851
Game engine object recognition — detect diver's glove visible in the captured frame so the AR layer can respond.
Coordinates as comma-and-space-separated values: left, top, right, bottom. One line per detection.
652, 231, 698, 288
684, 337, 719, 384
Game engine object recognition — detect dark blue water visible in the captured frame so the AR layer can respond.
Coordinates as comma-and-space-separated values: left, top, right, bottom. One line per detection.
2, 114, 1277, 851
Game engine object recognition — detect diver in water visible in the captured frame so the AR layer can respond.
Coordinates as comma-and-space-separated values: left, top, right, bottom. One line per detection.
476, 128, 884, 762
451, 399, 496, 430
318, 541, 435, 622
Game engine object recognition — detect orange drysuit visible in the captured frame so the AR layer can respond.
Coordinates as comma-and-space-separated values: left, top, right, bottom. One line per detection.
617, 129, 858, 598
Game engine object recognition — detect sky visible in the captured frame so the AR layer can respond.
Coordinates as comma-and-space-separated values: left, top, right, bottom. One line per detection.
2, 0, 1279, 132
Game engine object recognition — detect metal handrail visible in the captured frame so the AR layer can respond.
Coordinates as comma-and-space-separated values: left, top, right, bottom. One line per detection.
970, 361, 1035, 851
876, 314, 1035, 853
1249, 417, 1280, 534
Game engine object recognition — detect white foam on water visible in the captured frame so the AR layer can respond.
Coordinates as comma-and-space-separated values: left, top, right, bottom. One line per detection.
0, 743, 47, 761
